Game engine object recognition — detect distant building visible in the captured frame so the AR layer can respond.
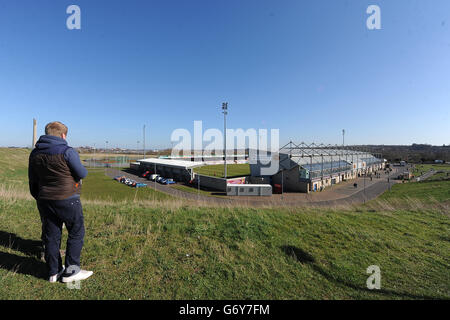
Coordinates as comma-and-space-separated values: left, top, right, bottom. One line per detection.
136, 158, 205, 182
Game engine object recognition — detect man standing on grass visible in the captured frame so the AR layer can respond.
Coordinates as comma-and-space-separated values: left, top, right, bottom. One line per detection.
28, 121, 93, 283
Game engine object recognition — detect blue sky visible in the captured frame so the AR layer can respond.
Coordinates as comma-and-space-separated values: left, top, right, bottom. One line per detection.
0, 0, 449, 149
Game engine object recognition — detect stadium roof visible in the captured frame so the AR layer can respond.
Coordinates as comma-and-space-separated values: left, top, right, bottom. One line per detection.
138, 158, 205, 169
279, 151, 381, 170
160, 154, 247, 159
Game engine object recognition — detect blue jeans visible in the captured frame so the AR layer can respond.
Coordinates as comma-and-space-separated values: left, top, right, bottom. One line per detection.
37, 197, 85, 277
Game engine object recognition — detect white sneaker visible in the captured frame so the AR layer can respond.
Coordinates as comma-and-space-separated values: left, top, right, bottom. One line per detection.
61, 270, 93, 283
49, 266, 65, 283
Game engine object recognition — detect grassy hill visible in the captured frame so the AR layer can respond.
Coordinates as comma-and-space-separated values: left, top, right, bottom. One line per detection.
0, 148, 449, 299
379, 180, 450, 203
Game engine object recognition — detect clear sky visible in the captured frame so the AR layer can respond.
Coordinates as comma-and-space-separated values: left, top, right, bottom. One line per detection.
1, 0, 449, 149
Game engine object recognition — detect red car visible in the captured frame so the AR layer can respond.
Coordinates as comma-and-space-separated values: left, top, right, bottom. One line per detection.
141, 170, 151, 178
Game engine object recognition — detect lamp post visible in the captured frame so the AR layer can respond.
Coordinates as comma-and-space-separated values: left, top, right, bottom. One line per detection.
143, 125, 146, 159
222, 102, 228, 179
364, 167, 366, 204
105, 141, 109, 173
93, 143, 96, 168
388, 165, 391, 191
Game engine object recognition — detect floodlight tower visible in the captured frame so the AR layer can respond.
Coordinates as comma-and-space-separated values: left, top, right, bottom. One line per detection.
222, 102, 228, 179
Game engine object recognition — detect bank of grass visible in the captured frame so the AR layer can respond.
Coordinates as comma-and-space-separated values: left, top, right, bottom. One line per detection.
428, 172, 450, 181
0, 148, 30, 190
194, 164, 250, 178
0, 148, 449, 299
0, 196, 449, 299
171, 184, 226, 198
412, 163, 450, 180
81, 169, 171, 202
379, 180, 450, 203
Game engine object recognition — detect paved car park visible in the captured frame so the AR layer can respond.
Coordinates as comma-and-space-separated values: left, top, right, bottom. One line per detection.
105, 166, 403, 207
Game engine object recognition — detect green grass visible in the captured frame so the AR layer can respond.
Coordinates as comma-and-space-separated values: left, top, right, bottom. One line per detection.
194, 164, 250, 178
0, 149, 169, 202
0, 148, 30, 190
379, 180, 450, 203
427, 172, 450, 181
81, 169, 171, 202
412, 164, 450, 181
0, 148, 449, 300
171, 184, 226, 198
1, 199, 449, 299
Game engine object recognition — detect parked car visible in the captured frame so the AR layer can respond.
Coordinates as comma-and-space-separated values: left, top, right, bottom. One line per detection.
134, 182, 147, 188
164, 178, 175, 185
158, 178, 167, 184
114, 175, 145, 188
148, 174, 159, 181
156, 176, 164, 183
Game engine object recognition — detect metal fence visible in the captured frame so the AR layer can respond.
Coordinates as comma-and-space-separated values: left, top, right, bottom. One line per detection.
83, 156, 142, 168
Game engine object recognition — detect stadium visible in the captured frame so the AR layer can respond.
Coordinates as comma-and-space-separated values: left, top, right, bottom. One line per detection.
250, 142, 386, 193
130, 141, 386, 195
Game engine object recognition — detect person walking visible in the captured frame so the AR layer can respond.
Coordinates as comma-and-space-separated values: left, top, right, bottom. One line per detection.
28, 121, 93, 283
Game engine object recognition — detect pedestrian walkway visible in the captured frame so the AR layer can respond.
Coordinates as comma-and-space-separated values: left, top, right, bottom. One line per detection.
416, 170, 436, 181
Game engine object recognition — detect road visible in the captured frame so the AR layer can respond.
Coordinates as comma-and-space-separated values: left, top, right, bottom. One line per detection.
105, 166, 404, 207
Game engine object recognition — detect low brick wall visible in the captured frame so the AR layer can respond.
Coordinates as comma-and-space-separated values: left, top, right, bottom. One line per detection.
195, 174, 227, 192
